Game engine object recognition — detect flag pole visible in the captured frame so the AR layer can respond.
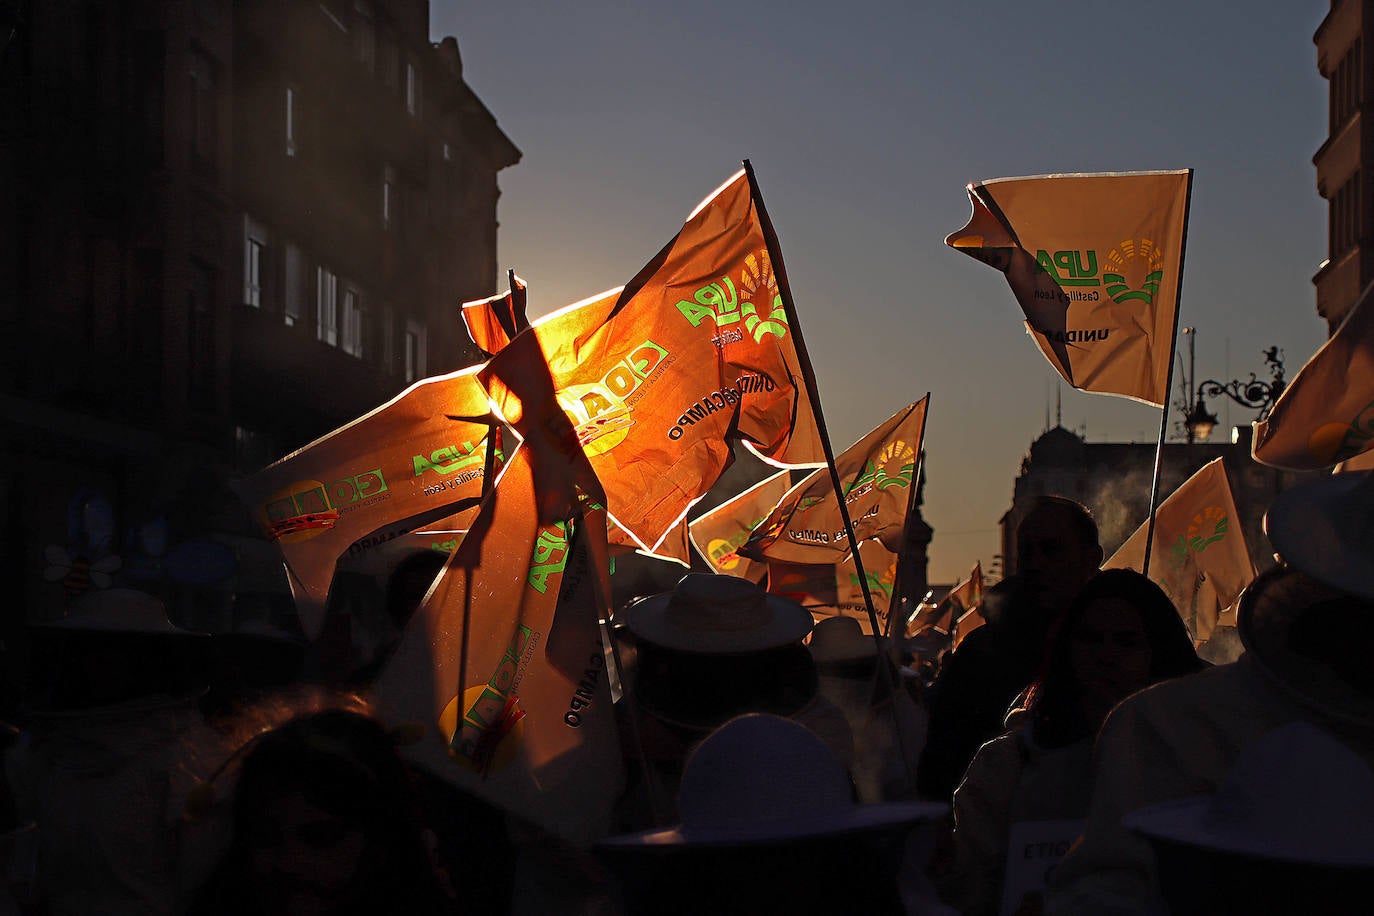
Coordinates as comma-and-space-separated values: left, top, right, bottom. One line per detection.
1142, 169, 1195, 577
744, 160, 916, 785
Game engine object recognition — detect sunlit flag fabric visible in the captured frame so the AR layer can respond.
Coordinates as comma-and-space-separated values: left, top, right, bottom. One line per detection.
231, 366, 501, 639
687, 470, 792, 583
462, 274, 530, 359
372, 329, 622, 847
1254, 281, 1374, 470
743, 397, 928, 565
768, 539, 900, 634
466, 170, 826, 557
946, 171, 1192, 407
1103, 457, 1255, 644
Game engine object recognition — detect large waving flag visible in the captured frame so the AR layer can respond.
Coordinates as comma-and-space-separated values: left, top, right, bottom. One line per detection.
743, 397, 928, 565
372, 329, 622, 847
465, 170, 826, 558
232, 367, 501, 638
687, 470, 792, 583
462, 273, 530, 359
1254, 282, 1374, 470
1104, 458, 1256, 643
768, 539, 900, 634
946, 171, 1192, 406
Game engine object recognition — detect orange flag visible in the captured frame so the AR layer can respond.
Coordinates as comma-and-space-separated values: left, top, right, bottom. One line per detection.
372, 328, 622, 846
1253, 282, 1374, 469
468, 170, 826, 557
462, 274, 530, 359
687, 471, 792, 583
768, 539, 900, 634
946, 171, 1192, 406
1103, 458, 1256, 643
743, 397, 928, 564
231, 367, 501, 639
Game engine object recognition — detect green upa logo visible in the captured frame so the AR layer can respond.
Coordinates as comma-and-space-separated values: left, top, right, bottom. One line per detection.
1034, 238, 1165, 305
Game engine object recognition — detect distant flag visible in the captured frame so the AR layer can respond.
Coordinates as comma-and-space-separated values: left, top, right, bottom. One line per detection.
372, 327, 621, 846
905, 562, 981, 638
768, 539, 900, 634
687, 471, 792, 583
743, 397, 928, 565
231, 367, 501, 639
472, 170, 825, 557
1103, 457, 1256, 643
951, 604, 985, 649
1254, 281, 1374, 470
946, 171, 1192, 407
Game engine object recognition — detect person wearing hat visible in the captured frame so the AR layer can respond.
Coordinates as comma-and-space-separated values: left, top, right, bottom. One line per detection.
1125, 722, 1374, 915
612, 573, 853, 832
809, 615, 928, 804
9, 588, 227, 916
1045, 471, 1374, 915
598, 713, 952, 915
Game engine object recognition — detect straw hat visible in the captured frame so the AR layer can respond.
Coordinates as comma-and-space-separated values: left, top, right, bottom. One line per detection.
1124, 722, 1374, 867
35, 588, 207, 637
625, 574, 813, 654
600, 713, 946, 847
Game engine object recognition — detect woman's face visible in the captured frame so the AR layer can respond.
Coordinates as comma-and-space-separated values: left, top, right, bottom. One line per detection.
1070, 596, 1153, 720
248, 792, 368, 916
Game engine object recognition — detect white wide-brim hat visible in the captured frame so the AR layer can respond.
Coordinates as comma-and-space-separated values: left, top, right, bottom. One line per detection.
1125, 722, 1374, 868
625, 573, 814, 654
600, 713, 946, 847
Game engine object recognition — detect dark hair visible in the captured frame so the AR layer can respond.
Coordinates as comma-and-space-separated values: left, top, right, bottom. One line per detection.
1023, 569, 1204, 747
1019, 495, 1100, 551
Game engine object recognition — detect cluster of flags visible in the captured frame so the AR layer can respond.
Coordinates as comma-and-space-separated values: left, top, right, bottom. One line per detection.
233, 161, 1374, 845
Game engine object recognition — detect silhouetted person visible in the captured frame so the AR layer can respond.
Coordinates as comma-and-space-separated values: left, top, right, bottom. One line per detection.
917, 496, 1103, 802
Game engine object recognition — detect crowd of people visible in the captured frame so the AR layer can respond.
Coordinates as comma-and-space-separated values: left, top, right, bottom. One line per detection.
3, 470, 1374, 914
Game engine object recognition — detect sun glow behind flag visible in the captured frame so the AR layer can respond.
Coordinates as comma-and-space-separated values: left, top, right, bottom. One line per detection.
470, 170, 825, 559
946, 171, 1191, 407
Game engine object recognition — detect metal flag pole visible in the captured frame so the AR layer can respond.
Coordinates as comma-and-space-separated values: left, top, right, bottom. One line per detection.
743, 159, 917, 787
1142, 169, 1195, 577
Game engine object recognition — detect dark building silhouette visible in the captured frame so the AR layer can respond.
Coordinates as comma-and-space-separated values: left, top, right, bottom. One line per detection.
999, 424, 1318, 598
0, 0, 518, 650
1315, 0, 1370, 333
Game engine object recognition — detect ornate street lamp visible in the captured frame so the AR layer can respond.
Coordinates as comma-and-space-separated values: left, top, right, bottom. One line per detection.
1185, 346, 1286, 443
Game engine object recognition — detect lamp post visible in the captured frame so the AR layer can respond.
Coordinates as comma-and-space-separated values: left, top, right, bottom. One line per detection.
1184, 344, 1286, 443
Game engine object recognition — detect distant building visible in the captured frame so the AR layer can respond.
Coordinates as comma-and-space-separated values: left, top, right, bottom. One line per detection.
0, 0, 518, 644
999, 425, 1318, 581
1314, 0, 1371, 333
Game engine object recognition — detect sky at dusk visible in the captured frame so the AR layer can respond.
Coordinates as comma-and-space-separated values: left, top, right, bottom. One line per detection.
429, 1, 1331, 585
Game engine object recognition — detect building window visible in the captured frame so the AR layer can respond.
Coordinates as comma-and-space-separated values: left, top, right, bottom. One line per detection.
284, 243, 304, 326
383, 164, 396, 230
405, 61, 419, 116
340, 283, 365, 357
189, 48, 216, 170
285, 86, 297, 157
1332, 171, 1362, 257
442, 142, 451, 162
1332, 39, 1363, 131
243, 216, 267, 308
316, 266, 338, 345
404, 319, 426, 383
377, 303, 393, 367
353, 1, 375, 72
189, 261, 215, 404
